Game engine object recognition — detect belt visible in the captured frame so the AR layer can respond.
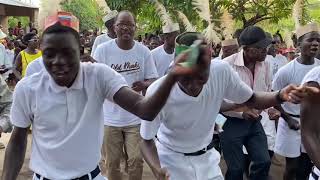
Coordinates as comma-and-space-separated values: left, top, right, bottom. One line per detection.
35, 166, 100, 180
287, 113, 300, 118
184, 141, 215, 156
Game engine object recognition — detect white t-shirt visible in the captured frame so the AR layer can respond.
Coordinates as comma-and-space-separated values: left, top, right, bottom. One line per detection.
266, 54, 288, 79
91, 34, 112, 57
140, 60, 253, 153
272, 58, 320, 116
10, 63, 127, 179
25, 56, 44, 77
302, 66, 320, 85
151, 45, 174, 77
94, 39, 158, 127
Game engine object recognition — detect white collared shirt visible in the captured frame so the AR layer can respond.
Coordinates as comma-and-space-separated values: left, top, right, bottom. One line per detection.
140, 61, 253, 153
10, 63, 127, 179
25, 56, 44, 77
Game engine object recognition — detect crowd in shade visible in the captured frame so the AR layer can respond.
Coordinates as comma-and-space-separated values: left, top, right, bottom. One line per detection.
0, 5, 320, 180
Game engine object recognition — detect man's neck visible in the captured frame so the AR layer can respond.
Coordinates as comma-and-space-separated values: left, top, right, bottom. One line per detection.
163, 43, 174, 54
243, 53, 256, 70
116, 39, 134, 50
25, 47, 37, 54
178, 82, 203, 97
298, 55, 315, 65
107, 32, 116, 39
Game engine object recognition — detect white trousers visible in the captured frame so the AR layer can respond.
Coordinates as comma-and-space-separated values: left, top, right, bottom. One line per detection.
156, 140, 224, 180
274, 117, 305, 158
33, 173, 108, 180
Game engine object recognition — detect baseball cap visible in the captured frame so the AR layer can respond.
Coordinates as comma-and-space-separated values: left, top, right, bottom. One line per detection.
239, 26, 272, 48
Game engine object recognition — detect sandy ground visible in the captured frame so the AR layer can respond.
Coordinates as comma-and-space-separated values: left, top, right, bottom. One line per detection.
0, 133, 286, 180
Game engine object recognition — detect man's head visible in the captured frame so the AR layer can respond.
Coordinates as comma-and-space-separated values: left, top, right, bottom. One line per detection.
162, 23, 180, 48
114, 11, 136, 42
103, 10, 118, 38
296, 23, 320, 59
240, 26, 271, 62
18, 29, 25, 37
175, 32, 211, 94
267, 44, 277, 57
221, 39, 239, 59
30, 28, 38, 35
18, 22, 22, 28
149, 35, 160, 50
8, 28, 13, 35
41, 23, 81, 87
23, 32, 39, 49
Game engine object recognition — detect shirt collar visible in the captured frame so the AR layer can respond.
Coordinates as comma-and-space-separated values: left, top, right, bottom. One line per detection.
47, 64, 84, 93
233, 49, 245, 67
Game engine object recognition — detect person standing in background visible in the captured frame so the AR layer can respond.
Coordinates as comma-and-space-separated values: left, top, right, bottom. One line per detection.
91, 10, 118, 56
14, 32, 42, 79
0, 75, 12, 149
151, 23, 179, 77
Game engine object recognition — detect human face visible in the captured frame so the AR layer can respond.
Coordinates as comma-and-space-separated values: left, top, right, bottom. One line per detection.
28, 35, 39, 49
299, 32, 320, 58
245, 46, 268, 62
41, 33, 80, 87
114, 12, 136, 41
178, 45, 211, 96
164, 31, 179, 47
222, 45, 239, 58
149, 38, 159, 50
19, 29, 25, 36
267, 44, 276, 57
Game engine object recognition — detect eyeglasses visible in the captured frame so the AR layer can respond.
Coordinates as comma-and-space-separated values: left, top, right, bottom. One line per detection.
116, 23, 135, 29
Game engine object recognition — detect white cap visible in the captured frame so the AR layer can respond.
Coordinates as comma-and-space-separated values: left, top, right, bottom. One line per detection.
221, 39, 238, 47
296, 23, 320, 39
103, 10, 118, 23
0, 30, 7, 39
162, 23, 180, 34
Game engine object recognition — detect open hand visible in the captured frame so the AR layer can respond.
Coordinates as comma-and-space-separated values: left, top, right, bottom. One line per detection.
168, 45, 211, 78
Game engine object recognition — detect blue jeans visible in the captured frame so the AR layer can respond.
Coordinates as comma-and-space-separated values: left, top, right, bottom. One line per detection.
220, 116, 271, 180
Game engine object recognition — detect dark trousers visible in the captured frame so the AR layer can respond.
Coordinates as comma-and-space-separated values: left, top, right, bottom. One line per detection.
220, 116, 271, 180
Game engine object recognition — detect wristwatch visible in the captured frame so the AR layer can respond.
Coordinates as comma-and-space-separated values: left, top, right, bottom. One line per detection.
276, 89, 285, 103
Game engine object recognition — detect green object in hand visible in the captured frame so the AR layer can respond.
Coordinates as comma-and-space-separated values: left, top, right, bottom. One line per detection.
176, 40, 202, 68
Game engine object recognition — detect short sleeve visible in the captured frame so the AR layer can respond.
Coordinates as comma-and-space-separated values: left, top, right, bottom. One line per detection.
10, 81, 33, 128
25, 58, 43, 77
301, 66, 320, 85
93, 44, 104, 64
144, 49, 159, 79
272, 66, 289, 91
224, 64, 253, 104
96, 64, 128, 102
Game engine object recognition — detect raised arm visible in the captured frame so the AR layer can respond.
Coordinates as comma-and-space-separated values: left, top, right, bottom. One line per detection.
1, 127, 28, 180
300, 82, 320, 169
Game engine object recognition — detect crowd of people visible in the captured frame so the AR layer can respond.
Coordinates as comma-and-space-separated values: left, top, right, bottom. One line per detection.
0, 9, 319, 180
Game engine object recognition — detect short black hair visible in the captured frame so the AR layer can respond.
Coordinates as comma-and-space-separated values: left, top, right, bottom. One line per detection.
22, 32, 37, 45
30, 28, 38, 34
115, 10, 136, 24
42, 23, 80, 47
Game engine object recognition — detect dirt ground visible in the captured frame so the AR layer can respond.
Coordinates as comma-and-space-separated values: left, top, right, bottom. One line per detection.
0, 133, 286, 180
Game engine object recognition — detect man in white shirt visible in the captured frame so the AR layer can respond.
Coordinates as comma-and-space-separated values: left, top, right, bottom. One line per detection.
272, 23, 320, 180
1, 15, 202, 180
91, 10, 118, 56
300, 66, 320, 180
93, 11, 158, 180
140, 32, 305, 180
266, 43, 288, 79
151, 23, 179, 77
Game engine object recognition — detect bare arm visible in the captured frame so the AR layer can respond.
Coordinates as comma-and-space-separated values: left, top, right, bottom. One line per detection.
245, 91, 282, 110
1, 127, 28, 180
13, 53, 22, 80
114, 74, 176, 121
140, 139, 163, 178
301, 82, 320, 169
